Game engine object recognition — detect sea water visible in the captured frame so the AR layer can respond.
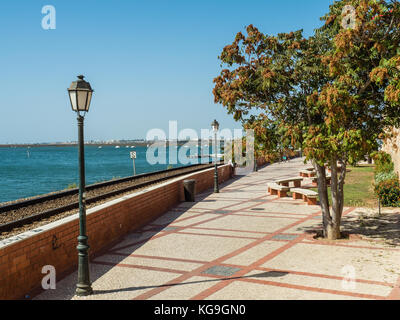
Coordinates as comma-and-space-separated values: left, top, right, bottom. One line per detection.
0, 145, 213, 204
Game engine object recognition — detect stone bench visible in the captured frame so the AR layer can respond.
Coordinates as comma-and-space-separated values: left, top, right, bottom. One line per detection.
311, 174, 332, 186
324, 163, 352, 173
290, 188, 318, 205
300, 170, 316, 178
267, 183, 290, 198
327, 167, 351, 174
275, 177, 303, 188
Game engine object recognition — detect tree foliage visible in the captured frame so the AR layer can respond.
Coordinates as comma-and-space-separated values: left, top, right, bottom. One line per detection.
213, 0, 400, 239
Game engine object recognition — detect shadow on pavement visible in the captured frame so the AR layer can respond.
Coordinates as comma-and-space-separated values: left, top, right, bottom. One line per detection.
340, 212, 400, 246
91, 271, 290, 296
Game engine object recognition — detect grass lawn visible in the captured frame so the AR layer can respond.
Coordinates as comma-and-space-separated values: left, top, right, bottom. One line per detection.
310, 164, 378, 208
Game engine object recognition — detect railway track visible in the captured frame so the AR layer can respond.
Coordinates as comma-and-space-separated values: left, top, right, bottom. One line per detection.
0, 162, 224, 235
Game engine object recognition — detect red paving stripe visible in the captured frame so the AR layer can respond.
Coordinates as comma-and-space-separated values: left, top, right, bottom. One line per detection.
173, 195, 274, 218
241, 210, 314, 217
170, 205, 359, 239
189, 272, 386, 300
300, 238, 400, 252
139, 226, 174, 232
111, 194, 278, 252
92, 260, 186, 275
190, 234, 309, 300
110, 252, 208, 265
169, 211, 217, 220
111, 205, 257, 252
175, 230, 310, 244
195, 198, 237, 201
254, 267, 395, 287
216, 197, 264, 200
248, 234, 308, 267
275, 200, 319, 205
133, 210, 323, 300
235, 277, 386, 300
169, 209, 209, 215
169, 208, 208, 213
176, 200, 237, 206
175, 231, 260, 241
113, 176, 393, 301
168, 197, 277, 233
168, 212, 212, 224
174, 207, 229, 211
226, 213, 302, 220
388, 276, 400, 300
185, 226, 271, 236
239, 183, 268, 187
190, 208, 356, 300
211, 262, 395, 288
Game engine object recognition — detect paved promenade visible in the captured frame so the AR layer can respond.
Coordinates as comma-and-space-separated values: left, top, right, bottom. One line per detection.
35, 158, 400, 300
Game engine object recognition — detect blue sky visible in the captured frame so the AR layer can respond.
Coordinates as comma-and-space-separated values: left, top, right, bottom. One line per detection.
0, 0, 335, 144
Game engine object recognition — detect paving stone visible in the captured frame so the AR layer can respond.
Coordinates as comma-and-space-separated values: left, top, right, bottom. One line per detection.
32, 157, 400, 301
162, 227, 179, 232
214, 210, 231, 214
202, 265, 242, 277
272, 234, 299, 241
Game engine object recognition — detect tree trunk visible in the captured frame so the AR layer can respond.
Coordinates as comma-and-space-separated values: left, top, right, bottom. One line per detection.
337, 159, 347, 232
326, 222, 341, 240
314, 158, 348, 240
313, 161, 331, 237
329, 158, 341, 240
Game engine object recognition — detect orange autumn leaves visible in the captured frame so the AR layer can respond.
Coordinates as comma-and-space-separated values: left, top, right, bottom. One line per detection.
213, 0, 400, 167
213, 24, 304, 119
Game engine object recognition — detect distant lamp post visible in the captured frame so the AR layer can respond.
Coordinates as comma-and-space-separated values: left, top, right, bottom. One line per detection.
211, 120, 219, 193
67, 75, 94, 296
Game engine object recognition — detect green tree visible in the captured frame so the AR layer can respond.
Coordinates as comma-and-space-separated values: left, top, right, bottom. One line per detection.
213, 0, 400, 239
243, 114, 280, 163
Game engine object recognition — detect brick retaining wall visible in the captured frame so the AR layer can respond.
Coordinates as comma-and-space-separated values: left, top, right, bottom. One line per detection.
0, 164, 233, 300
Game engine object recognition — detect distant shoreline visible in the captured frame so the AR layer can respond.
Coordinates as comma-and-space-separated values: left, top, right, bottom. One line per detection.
0, 143, 149, 148
0, 141, 207, 148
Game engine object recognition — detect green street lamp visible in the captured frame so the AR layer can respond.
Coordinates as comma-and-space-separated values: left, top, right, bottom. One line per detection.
68, 75, 94, 296
211, 120, 219, 193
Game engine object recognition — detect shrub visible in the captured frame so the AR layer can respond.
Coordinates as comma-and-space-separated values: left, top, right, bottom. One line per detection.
378, 161, 395, 174
374, 178, 400, 207
372, 151, 394, 174
375, 171, 398, 184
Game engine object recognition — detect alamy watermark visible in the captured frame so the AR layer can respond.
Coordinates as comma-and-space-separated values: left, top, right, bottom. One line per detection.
41, 5, 56, 30
41, 265, 56, 290
341, 265, 357, 290
341, 3, 394, 30
341, 5, 357, 30
145, 121, 255, 170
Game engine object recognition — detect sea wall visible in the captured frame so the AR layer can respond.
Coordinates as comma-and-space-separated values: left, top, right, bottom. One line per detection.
0, 164, 233, 300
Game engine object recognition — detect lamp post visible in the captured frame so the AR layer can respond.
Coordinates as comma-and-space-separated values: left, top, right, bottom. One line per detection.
68, 75, 94, 296
211, 120, 219, 193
